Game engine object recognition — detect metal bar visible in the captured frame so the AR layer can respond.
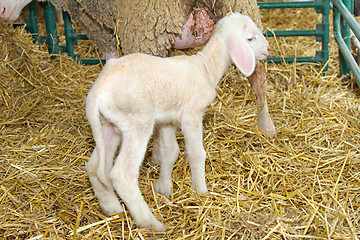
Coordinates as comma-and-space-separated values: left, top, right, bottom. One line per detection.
258, 1, 324, 9
62, 11, 79, 61
267, 56, 319, 63
333, 9, 360, 85
319, 0, 330, 69
264, 29, 322, 37
24, 1, 40, 43
41, 1, 60, 58
341, 0, 352, 75
333, 0, 351, 76
79, 59, 105, 65
332, 0, 360, 40
76, 34, 88, 40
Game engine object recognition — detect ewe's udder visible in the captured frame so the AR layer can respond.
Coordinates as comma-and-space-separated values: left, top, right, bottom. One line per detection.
173, 8, 215, 49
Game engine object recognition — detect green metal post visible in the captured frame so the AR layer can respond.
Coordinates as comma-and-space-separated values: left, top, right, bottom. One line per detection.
334, 10, 360, 85
41, 1, 60, 58
340, 0, 352, 76
317, 0, 330, 71
24, 1, 40, 43
62, 11, 79, 61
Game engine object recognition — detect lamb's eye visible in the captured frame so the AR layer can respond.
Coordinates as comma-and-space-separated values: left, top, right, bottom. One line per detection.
247, 36, 255, 42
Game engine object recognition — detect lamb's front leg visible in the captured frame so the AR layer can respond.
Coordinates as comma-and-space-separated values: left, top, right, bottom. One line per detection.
247, 63, 276, 139
181, 115, 208, 194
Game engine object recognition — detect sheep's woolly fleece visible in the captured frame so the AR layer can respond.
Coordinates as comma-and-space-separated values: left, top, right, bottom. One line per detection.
42, 0, 263, 56
1, 7, 360, 240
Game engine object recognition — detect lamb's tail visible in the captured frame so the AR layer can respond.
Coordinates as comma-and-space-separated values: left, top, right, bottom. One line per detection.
86, 95, 112, 186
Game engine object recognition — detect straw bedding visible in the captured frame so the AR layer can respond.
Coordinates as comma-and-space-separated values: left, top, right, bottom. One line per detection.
1, 7, 360, 239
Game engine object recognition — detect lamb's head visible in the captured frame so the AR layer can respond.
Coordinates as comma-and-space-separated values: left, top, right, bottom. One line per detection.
217, 13, 269, 77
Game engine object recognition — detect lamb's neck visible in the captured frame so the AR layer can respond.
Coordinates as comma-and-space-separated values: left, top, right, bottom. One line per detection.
197, 34, 231, 87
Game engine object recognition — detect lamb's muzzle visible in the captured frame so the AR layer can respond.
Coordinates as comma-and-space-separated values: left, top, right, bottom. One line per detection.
85, 13, 271, 232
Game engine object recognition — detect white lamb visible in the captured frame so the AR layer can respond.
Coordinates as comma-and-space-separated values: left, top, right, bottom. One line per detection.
85, 13, 271, 232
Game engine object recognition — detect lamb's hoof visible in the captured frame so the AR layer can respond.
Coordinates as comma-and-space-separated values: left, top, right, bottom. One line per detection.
192, 183, 208, 195
141, 219, 166, 232
99, 201, 124, 215
154, 179, 172, 197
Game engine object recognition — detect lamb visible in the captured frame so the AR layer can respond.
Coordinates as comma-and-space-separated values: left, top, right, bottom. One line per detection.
85, 13, 270, 232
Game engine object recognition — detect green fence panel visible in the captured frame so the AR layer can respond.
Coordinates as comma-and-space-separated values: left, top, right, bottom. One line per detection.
332, 0, 360, 86
258, 0, 330, 68
62, 11, 104, 65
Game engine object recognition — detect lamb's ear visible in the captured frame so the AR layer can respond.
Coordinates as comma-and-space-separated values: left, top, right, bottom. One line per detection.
227, 35, 256, 77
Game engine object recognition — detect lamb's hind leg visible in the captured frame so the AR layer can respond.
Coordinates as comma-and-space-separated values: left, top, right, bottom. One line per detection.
87, 121, 123, 215
110, 120, 166, 232
154, 124, 179, 197
152, 126, 161, 165
248, 63, 276, 139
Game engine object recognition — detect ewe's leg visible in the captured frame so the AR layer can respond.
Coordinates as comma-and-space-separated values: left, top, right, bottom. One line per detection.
154, 125, 179, 197
181, 115, 208, 194
110, 123, 166, 232
87, 122, 123, 215
247, 63, 276, 139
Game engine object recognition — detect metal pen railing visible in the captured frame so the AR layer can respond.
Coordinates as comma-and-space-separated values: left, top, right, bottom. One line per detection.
258, 0, 330, 68
332, 0, 360, 86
